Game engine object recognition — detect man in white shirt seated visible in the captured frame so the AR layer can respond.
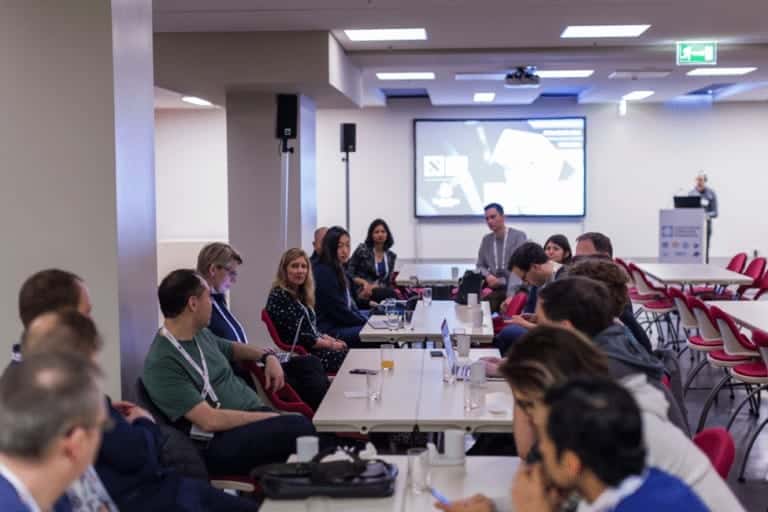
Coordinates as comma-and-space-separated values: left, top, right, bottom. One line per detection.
0, 352, 108, 511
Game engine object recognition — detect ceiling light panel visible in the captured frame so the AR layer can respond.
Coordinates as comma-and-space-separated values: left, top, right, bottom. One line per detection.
686, 67, 757, 76
376, 72, 435, 80
561, 24, 651, 38
345, 28, 427, 41
537, 70, 594, 78
473, 92, 496, 102
622, 90, 655, 101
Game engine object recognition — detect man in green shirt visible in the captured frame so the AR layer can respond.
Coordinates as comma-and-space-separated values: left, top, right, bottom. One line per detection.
143, 269, 315, 475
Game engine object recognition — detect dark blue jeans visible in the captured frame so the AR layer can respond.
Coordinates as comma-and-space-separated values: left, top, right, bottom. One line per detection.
203, 414, 315, 475
494, 324, 529, 356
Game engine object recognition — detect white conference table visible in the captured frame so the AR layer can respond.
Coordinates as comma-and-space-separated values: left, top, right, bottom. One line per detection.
705, 300, 768, 333
360, 300, 494, 344
395, 262, 476, 286
418, 349, 515, 433
261, 455, 521, 512
312, 348, 513, 434
634, 263, 753, 286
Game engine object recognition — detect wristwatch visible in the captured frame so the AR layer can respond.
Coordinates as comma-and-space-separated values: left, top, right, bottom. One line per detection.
260, 352, 278, 365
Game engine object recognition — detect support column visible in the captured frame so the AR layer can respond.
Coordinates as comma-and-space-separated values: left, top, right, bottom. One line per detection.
227, 92, 317, 344
0, 0, 157, 399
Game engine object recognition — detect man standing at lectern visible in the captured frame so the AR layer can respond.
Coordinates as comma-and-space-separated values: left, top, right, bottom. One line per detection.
689, 173, 718, 263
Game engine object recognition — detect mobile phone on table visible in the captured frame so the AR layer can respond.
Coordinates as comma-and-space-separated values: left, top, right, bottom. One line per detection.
429, 486, 450, 505
430, 350, 444, 358
349, 368, 378, 375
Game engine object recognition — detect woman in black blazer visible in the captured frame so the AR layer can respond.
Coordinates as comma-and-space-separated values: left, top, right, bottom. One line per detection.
313, 226, 367, 347
266, 248, 348, 373
348, 218, 398, 307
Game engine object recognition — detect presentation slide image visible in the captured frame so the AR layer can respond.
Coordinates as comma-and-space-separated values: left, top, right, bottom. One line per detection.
415, 118, 586, 217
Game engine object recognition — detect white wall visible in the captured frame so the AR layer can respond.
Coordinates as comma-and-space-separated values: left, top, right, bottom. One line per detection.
316, 98, 768, 260
155, 109, 228, 242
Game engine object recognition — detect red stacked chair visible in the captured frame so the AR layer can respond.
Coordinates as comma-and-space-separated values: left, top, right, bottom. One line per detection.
667, 287, 698, 355
727, 330, 768, 481
699, 257, 766, 300
695, 306, 760, 432
692, 252, 747, 296
261, 309, 309, 356
683, 297, 724, 395
627, 263, 676, 347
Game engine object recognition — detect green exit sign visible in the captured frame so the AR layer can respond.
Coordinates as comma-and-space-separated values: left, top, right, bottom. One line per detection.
677, 41, 718, 65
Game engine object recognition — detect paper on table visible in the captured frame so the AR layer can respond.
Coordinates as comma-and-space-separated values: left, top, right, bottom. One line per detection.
344, 391, 369, 399
486, 391, 511, 414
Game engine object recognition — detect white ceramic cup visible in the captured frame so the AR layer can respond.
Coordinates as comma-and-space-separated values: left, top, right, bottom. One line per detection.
467, 293, 479, 306
444, 429, 466, 460
296, 435, 319, 462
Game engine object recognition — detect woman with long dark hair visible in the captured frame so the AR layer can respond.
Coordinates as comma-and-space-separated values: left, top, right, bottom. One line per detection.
313, 226, 367, 347
349, 218, 398, 306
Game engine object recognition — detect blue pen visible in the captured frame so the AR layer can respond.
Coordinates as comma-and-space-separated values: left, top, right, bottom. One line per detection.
429, 486, 450, 505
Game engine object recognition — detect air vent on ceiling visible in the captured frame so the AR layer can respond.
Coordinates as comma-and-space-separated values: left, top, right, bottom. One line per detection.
609, 70, 671, 80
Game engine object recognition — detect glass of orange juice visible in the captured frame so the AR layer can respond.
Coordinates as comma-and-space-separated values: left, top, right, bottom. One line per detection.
380, 344, 395, 372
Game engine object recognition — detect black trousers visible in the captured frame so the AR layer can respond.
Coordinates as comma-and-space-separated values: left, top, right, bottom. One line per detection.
203, 414, 315, 475
705, 219, 712, 263
282, 355, 330, 410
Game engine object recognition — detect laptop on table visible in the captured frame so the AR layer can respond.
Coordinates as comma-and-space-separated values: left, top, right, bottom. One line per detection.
441, 318, 471, 380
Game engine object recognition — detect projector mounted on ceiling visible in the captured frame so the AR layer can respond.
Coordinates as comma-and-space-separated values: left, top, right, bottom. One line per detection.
505, 66, 541, 88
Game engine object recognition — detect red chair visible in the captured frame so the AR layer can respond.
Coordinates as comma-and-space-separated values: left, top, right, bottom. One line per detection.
692, 252, 748, 295
701, 257, 767, 300
683, 297, 723, 395
261, 309, 309, 356
693, 428, 736, 480
741, 268, 768, 300
627, 263, 666, 304
695, 306, 759, 431
244, 361, 315, 418
492, 291, 528, 334
727, 330, 768, 481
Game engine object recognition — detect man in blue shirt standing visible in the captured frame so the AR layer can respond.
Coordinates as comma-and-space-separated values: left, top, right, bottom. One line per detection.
689, 173, 718, 263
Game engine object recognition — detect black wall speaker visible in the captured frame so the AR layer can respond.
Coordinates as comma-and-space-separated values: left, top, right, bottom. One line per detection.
340, 123, 356, 152
276, 94, 298, 139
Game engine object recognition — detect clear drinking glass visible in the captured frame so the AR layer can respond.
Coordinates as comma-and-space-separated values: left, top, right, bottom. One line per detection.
385, 302, 400, 331
380, 344, 395, 372
407, 448, 430, 494
422, 287, 433, 306
404, 309, 415, 330
366, 371, 382, 401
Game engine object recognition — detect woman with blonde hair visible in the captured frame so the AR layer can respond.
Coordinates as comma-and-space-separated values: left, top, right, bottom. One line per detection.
266, 248, 348, 373
198, 242, 330, 410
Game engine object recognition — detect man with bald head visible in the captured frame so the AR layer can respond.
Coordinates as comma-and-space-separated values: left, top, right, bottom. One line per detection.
22, 309, 259, 511
310, 226, 328, 266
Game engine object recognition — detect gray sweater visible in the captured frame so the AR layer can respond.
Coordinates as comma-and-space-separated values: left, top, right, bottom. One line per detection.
476, 227, 527, 293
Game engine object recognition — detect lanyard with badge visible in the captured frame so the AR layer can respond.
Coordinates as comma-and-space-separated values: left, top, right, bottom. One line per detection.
211, 299, 249, 343
160, 327, 219, 440
296, 301, 320, 338
375, 252, 389, 279
494, 228, 509, 273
